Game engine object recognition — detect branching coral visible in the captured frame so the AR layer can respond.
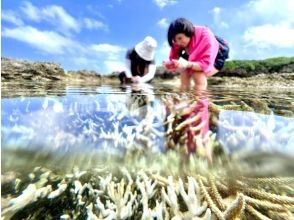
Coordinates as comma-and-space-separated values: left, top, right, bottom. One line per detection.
2, 90, 294, 220
163, 96, 219, 163
2, 164, 293, 219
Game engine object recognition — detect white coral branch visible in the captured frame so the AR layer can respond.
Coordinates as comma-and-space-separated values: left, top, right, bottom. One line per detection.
179, 177, 207, 216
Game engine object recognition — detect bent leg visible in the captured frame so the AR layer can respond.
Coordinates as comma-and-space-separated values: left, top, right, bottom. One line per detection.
192, 67, 219, 90
206, 66, 219, 77
191, 72, 207, 91
180, 72, 191, 90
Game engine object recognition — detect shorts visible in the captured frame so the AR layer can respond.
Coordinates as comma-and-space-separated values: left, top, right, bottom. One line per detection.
214, 36, 230, 70
214, 48, 228, 70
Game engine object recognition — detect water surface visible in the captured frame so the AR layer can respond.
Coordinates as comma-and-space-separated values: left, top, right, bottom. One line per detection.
2, 82, 294, 172
2, 81, 294, 219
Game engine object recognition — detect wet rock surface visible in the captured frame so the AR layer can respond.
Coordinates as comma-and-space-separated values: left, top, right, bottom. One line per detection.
1, 57, 102, 83
1, 57, 105, 97
208, 73, 294, 90
155, 73, 294, 91
2, 57, 294, 96
2, 57, 66, 81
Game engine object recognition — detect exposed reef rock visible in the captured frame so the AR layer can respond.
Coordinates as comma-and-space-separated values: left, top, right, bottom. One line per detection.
1, 57, 101, 82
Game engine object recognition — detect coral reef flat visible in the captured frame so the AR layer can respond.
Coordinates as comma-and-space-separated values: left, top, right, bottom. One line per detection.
1, 57, 294, 219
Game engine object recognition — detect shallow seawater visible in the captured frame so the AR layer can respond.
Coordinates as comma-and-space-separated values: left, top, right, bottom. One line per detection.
1, 81, 294, 219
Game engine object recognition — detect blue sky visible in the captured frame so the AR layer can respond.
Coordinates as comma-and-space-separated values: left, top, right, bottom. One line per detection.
2, 0, 294, 74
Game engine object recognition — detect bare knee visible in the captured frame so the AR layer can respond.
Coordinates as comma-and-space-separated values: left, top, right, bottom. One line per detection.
207, 67, 219, 77
180, 72, 191, 90
192, 72, 207, 90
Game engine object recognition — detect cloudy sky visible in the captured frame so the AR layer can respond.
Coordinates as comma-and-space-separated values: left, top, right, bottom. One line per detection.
2, 0, 294, 74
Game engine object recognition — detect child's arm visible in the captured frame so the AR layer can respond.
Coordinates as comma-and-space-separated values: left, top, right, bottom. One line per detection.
172, 59, 203, 72
188, 27, 219, 73
137, 64, 156, 83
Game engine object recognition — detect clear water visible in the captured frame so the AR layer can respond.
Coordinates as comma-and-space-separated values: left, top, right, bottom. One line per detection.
2, 82, 294, 174
2, 81, 294, 219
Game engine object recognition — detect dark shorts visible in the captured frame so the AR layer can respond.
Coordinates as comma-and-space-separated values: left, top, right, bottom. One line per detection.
214, 36, 230, 70
214, 48, 229, 70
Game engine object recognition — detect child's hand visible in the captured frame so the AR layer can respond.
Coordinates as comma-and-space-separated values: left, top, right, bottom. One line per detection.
173, 58, 189, 71
163, 60, 177, 72
164, 59, 190, 72
131, 76, 141, 83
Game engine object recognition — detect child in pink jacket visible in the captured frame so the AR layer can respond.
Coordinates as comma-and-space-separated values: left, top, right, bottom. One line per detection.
163, 17, 229, 90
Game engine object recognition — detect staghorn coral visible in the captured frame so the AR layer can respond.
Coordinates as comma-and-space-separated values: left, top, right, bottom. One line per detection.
162, 92, 289, 163
2, 91, 294, 220
2, 158, 294, 220
207, 95, 294, 157
163, 95, 220, 163
2, 77, 294, 217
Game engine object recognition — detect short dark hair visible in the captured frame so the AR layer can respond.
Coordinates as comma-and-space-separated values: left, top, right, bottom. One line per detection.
167, 18, 194, 46
129, 49, 152, 76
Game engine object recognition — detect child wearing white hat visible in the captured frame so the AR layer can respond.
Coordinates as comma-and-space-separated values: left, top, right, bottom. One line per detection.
119, 36, 157, 84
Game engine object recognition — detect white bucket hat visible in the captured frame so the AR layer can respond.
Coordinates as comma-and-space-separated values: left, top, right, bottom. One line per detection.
134, 36, 157, 61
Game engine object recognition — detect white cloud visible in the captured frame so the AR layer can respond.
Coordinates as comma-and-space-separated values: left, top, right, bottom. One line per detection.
68, 57, 105, 73
89, 44, 126, 73
240, 0, 294, 50
157, 18, 169, 29
1, 23, 125, 74
20, 1, 41, 22
20, 1, 80, 33
104, 60, 125, 73
247, 0, 294, 22
86, 5, 106, 19
153, 0, 177, 9
210, 7, 229, 29
216, 0, 294, 59
70, 55, 125, 74
90, 44, 125, 56
244, 23, 294, 48
212, 6, 221, 15
2, 10, 24, 26
83, 18, 109, 31
71, 56, 91, 66
2, 26, 79, 54
231, 0, 294, 27
2, 3, 124, 74
219, 0, 294, 31
42, 5, 80, 33
13, 2, 111, 35
219, 22, 229, 29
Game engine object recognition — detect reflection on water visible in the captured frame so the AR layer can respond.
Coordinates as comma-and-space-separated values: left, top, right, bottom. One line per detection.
2, 84, 166, 159
2, 82, 294, 219
2, 83, 294, 170
218, 110, 294, 155
164, 95, 213, 162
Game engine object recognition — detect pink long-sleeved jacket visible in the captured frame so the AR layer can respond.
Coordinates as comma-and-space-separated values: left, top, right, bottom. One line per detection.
169, 26, 219, 73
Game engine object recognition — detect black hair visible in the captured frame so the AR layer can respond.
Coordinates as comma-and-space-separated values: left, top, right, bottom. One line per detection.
167, 18, 194, 46
128, 49, 152, 77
